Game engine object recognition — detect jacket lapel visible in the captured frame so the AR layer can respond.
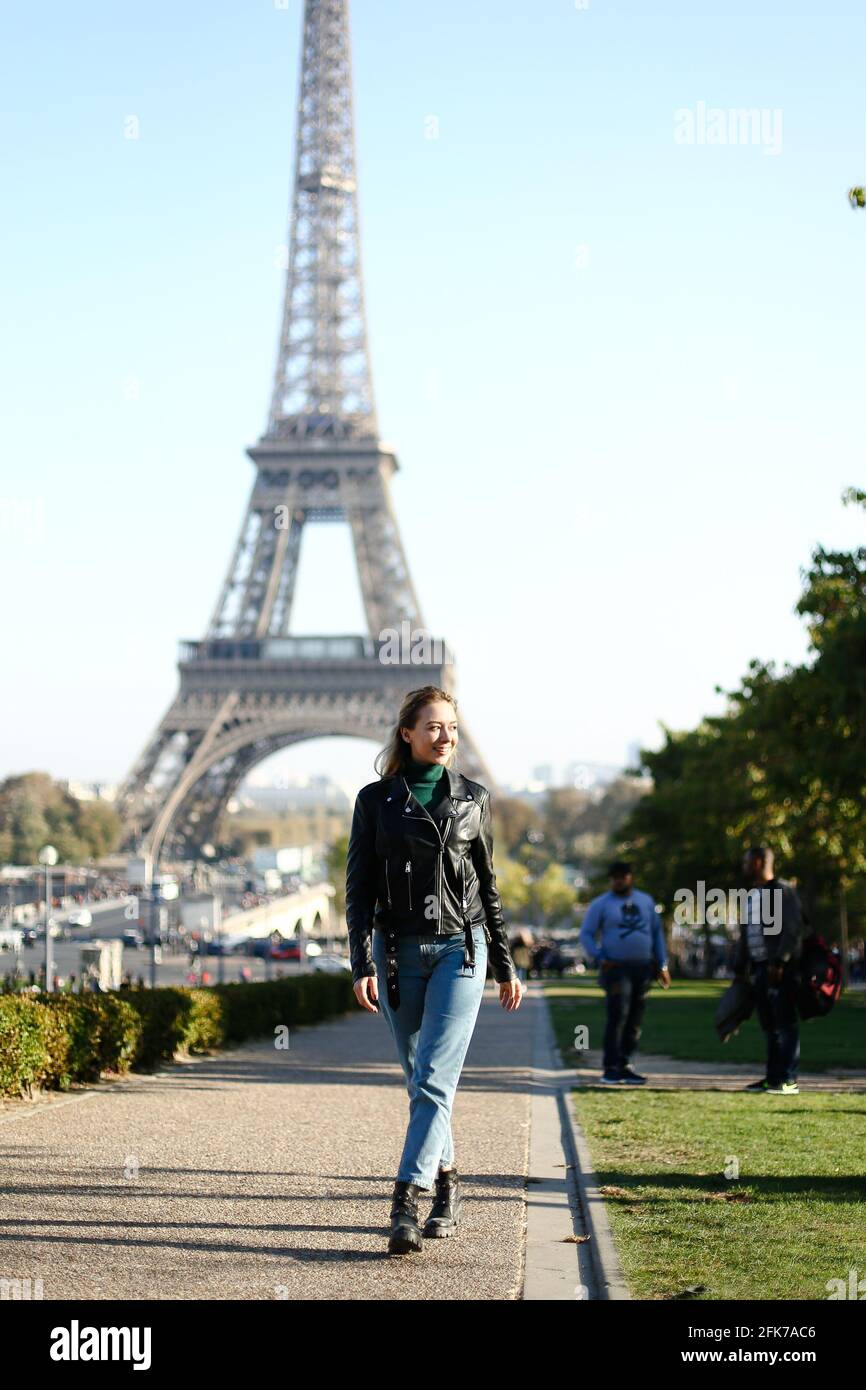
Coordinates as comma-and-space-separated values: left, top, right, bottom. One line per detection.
383, 765, 474, 818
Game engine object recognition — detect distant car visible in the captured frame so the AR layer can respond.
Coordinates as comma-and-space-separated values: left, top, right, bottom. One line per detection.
268, 940, 302, 962
310, 954, 351, 975
32, 923, 63, 940
241, 936, 299, 960
122, 928, 145, 949
67, 909, 93, 928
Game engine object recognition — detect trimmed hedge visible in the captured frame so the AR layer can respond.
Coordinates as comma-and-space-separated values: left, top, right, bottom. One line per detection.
0, 972, 355, 1099
42, 992, 142, 1086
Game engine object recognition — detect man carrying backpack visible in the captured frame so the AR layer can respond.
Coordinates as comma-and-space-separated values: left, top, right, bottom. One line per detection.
733, 847, 805, 1095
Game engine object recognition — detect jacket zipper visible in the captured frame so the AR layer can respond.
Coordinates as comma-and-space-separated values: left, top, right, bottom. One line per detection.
401, 777, 453, 935
437, 816, 453, 935
405, 860, 412, 911
438, 847, 443, 934
385, 860, 392, 909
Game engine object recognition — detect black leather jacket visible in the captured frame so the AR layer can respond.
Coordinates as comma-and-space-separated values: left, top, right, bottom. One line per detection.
345, 765, 518, 1005
732, 877, 804, 973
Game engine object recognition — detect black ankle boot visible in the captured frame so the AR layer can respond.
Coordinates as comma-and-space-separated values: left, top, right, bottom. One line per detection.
422, 1166, 462, 1238
388, 1179, 424, 1255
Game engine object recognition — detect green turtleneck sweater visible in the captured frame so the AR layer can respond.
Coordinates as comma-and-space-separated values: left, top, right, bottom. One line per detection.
404, 757, 450, 813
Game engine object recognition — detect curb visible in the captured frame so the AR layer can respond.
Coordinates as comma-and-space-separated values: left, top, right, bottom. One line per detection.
560, 1091, 631, 1299
540, 994, 631, 1300
523, 982, 596, 1300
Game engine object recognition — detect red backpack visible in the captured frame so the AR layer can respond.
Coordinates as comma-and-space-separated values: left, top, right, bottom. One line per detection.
796, 933, 843, 1020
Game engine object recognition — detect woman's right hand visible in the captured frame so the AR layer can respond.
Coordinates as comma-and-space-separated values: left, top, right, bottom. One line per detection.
353, 975, 380, 1014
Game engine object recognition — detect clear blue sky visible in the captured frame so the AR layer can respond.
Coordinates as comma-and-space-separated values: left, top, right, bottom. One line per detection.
2, 0, 865, 798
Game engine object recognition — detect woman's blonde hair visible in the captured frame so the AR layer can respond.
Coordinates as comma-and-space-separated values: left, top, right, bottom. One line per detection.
374, 686, 459, 779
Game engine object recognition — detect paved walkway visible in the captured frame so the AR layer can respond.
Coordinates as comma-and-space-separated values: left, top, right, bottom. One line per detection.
570, 1050, 866, 1091
0, 980, 570, 1301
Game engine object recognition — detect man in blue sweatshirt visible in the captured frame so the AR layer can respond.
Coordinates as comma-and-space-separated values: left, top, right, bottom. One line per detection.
578, 861, 670, 1084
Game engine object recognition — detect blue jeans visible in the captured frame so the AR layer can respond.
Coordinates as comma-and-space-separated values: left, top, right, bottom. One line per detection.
372, 925, 488, 1188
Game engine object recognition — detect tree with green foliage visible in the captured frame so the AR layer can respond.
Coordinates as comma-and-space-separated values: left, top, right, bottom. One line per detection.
327, 832, 349, 920
0, 773, 121, 865
615, 490, 866, 960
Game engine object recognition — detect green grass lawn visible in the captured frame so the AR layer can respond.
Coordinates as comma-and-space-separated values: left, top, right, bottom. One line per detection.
571, 1087, 866, 1299
545, 977, 866, 1071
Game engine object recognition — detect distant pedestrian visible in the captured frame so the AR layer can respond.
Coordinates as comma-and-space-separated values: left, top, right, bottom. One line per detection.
532, 941, 556, 977
510, 938, 531, 983
578, 861, 670, 1085
734, 847, 804, 1095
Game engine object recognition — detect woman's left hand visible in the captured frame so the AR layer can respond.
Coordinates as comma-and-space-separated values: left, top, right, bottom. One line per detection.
499, 978, 524, 1011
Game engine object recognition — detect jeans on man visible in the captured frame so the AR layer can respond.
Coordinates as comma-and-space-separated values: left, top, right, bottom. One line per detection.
601, 960, 654, 1072
372, 925, 487, 1188
751, 960, 800, 1085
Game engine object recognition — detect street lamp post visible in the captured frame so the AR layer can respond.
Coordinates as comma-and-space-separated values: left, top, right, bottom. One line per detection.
38, 845, 59, 993
7, 882, 23, 986
200, 845, 224, 987
150, 867, 160, 991
133, 849, 158, 990
215, 894, 224, 986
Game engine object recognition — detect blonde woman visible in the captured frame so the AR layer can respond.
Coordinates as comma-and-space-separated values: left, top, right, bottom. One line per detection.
345, 685, 523, 1255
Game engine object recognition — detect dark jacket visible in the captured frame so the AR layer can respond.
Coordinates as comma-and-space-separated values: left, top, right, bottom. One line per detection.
345, 765, 518, 1007
714, 976, 755, 1043
732, 877, 804, 975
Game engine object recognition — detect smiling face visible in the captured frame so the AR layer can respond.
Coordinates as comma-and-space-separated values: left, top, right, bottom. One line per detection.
400, 700, 458, 765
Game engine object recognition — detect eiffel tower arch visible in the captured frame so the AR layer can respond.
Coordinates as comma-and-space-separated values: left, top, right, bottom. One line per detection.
117, 0, 494, 863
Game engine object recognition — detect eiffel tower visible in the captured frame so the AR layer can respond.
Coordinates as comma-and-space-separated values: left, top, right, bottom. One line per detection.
117, 0, 493, 863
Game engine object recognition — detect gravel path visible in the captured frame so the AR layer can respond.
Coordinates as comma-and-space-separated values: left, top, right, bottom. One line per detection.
0, 981, 535, 1300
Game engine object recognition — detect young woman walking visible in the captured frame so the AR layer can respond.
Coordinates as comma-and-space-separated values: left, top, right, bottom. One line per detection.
345, 685, 524, 1255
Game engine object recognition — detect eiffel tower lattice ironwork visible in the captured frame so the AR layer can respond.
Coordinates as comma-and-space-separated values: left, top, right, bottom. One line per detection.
117, 0, 493, 862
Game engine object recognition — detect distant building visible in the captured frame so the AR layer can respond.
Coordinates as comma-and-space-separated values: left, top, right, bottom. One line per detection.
562, 761, 623, 791
531, 763, 555, 787
502, 760, 625, 803
236, 779, 351, 812
625, 741, 644, 773
63, 780, 118, 803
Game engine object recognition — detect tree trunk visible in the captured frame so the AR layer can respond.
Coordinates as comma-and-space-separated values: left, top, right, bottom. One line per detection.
839, 885, 850, 990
